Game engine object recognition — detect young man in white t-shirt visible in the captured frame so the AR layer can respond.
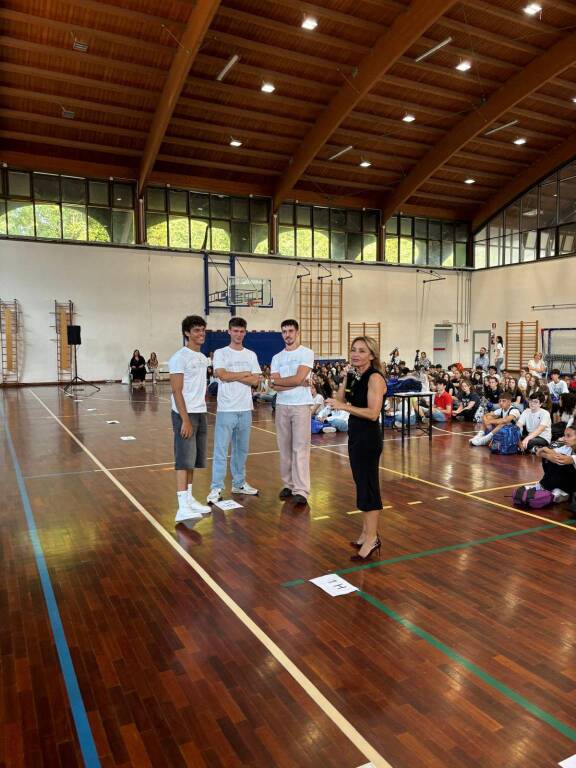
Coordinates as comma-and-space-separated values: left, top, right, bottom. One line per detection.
169, 314, 211, 522
517, 392, 552, 452
207, 317, 262, 505
548, 368, 569, 419
270, 319, 314, 505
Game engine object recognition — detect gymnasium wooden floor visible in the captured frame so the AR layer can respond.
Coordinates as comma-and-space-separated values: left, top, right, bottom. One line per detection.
2, 383, 576, 768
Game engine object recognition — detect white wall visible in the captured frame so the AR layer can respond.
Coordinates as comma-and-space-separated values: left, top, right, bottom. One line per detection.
9, 238, 570, 382
471, 258, 576, 362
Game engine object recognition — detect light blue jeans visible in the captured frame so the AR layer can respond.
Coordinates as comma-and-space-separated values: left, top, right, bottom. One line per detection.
211, 410, 252, 489
421, 408, 447, 423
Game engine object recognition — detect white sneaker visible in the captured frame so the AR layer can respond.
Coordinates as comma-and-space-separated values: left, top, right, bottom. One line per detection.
552, 488, 570, 503
189, 496, 211, 515
207, 487, 223, 505
175, 506, 204, 522
470, 432, 492, 446
322, 426, 336, 433
231, 482, 259, 495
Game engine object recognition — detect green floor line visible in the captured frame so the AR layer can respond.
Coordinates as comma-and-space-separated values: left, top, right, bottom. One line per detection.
358, 590, 576, 742
281, 523, 559, 588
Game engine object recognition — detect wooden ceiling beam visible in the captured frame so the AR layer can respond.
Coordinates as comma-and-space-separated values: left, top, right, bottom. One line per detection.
0, 85, 152, 120
0, 36, 166, 79
0, 108, 147, 140
0, 150, 135, 179
157, 154, 280, 177
460, 0, 560, 35
381, 30, 576, 221
1, 130, 141, 156
137, 0, 221, 193
272, 0, 460, 211
0, 9, 174, 58
471, 131, 576, 230
436, 15, 543, 56
301, 175, 393, 192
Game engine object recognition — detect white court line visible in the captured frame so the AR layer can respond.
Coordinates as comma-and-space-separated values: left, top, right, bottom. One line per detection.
28, 390, 392, 768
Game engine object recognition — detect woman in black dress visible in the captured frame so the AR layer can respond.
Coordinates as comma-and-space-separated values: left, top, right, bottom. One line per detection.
327, 336, 387, 561
130, 349, 146, 388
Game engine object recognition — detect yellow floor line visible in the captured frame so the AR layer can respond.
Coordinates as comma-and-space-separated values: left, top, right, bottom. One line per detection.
30, 391, 391, 768
407, 501, 423, 505
347, 510, 362, 515
317, 446, 576, 534
436, 496, 449, 500
313, 515, 330, 521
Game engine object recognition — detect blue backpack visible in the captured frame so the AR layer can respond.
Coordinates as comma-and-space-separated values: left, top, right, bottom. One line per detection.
490, 424, 521, 454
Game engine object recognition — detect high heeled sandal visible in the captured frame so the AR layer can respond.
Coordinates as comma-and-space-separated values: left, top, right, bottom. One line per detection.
350, 537, 381, 561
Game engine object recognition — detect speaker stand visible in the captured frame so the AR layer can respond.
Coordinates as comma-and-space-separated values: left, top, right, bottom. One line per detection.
63, 345, 100, 394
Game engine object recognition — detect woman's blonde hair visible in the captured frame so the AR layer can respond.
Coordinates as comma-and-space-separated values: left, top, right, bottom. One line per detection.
350, 336, 383, 372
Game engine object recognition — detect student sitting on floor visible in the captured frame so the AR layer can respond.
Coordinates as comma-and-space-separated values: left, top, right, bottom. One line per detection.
483, 376, 502, 411
487, 365, 500, 382
452, 379, 480, 422
552, 392, 576, 440
418, 378, 453, 423
528, 425, 576, 503
517, 392, 552, 453
314, 403, 350, 433
469, 391, 521, 447
548, 368, 569, 420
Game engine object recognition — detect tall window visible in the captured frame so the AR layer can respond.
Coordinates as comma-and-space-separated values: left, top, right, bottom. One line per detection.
0, 169, 135, 244
474, 158, 576, 268
145, 188, 270, 254
384, 215, 468, 267
278, 203, 379, 261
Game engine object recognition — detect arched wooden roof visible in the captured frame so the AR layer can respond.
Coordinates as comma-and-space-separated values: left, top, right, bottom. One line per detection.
2, 0, 576, 221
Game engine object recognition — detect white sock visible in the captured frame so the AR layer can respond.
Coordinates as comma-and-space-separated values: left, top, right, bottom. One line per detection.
187, 483, 193, 499
177, 490, 189, 509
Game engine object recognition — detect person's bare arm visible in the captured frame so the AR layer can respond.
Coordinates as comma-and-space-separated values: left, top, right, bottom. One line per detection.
170, 373, 193, 438
214, 367, 259, 385
327, 373, 386, 421
271, 365, 311, 389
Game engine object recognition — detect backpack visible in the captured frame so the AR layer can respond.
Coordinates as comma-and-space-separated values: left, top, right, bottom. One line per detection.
512, 486, 554, 509
490, 424, 521, 454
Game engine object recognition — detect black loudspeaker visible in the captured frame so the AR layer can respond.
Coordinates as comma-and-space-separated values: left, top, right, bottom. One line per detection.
67, 325, 81, 345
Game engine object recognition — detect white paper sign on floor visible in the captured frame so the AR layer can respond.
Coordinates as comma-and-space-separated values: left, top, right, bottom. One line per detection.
106, 420, 119, 424
120, 436, 136, 441
214, 499, 243, 511
310, 574, 358, 597
559, 755, 576, 768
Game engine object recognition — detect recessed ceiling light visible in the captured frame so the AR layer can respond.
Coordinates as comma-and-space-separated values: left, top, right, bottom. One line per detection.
229, 139, 242, 147
403, 113, 416, 123
523, 3, 542, 15
261, 82, 275, 93
572, 96, 576, 103
301, 16, 318, 30
464, 178, 475, 184
514, 137, 527, 145
359, 160, 371, 168
456, 60, 471, 72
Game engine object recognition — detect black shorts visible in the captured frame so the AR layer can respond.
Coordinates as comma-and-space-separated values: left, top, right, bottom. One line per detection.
171, 411, 208, 470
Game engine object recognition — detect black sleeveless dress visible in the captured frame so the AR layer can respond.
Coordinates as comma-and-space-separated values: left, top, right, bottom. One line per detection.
345, 367, 385, 512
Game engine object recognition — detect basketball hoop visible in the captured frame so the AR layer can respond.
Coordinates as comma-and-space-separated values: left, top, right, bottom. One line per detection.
247, 298, 262, 307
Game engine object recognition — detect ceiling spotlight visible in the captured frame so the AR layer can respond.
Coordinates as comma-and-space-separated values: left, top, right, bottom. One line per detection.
464, 178, 476, 184
403, 113, 416, 123
484, 119, 519, 136
229, 139, 242, 147
514, 137, 527, 145
523, 3, 542, 15
328, 145, 353, 161
301, 16, 318, 30
216, 54, 240, 81
261, 82, 275, 93
359, 160, 371, 168
414, 36, 452, 63
456, 60, 471, 72
571, 96, 576, 103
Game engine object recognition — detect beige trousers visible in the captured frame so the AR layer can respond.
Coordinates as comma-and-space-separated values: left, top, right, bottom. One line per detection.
275, 404, 311, 498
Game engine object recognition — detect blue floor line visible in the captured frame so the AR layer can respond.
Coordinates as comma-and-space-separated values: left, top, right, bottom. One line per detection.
1, 400, 101, 767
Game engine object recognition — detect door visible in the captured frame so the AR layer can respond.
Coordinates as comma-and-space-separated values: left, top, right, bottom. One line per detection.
472, 330, 491, 368
432, 326, 453, 369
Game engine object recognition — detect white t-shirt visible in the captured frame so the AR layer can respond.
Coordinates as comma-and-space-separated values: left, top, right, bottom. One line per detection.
213, 346, 261, 412
552, 443, 576, 467
495, 342, 504, 360
271, 346, 314, 406
517, 407, 552, 443
548, 380, 569, 398
312, 393, 324, 408
491, 405, 521, 421
169, 347, 209, 413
